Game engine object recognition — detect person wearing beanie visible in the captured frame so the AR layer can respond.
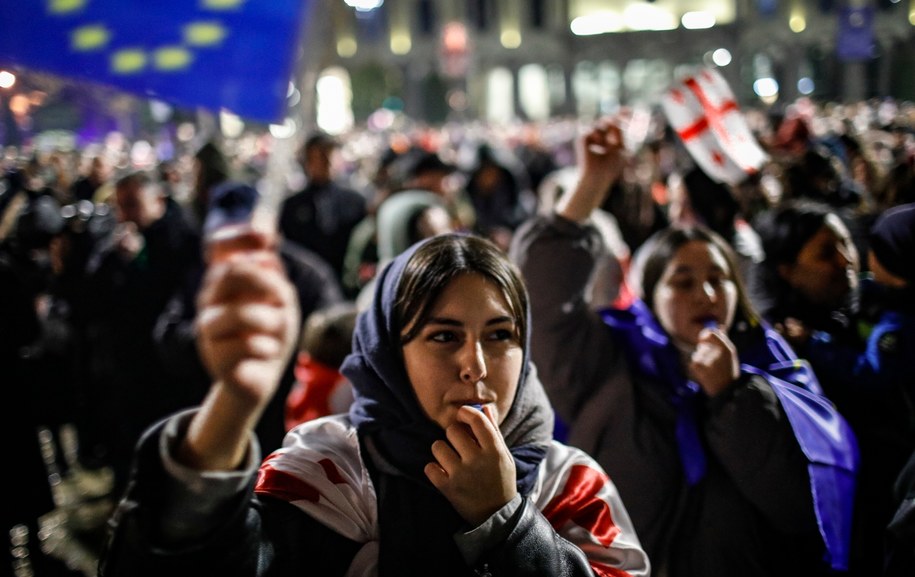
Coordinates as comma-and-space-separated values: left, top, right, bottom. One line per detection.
867, 202, 915, 577
751, 195, 915, 576
868, 203, 915, 288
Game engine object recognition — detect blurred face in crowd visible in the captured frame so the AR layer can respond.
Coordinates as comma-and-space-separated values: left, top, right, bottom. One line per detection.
89, 156, 112, 185
401, 273, 522, 430
666, 175, 698, 226
778, 214, 858, 308
300, 143, 333, 185
652, 240, 738, 348
115, 180, 165, 230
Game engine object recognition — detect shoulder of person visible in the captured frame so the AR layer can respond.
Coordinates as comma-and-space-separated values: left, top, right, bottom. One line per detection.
259, 415, 377, 543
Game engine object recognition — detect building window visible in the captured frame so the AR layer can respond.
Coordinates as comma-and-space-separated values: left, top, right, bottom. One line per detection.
469, 0, 490, 31
418, 0, 435, 36
530, 0, 546, 29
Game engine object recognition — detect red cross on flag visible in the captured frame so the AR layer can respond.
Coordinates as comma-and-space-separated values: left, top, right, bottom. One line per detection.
661, 68, 768, 186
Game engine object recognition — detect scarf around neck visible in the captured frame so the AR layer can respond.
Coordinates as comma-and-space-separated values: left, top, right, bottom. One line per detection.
600, 299, 859, 571
342, 234, 553, 496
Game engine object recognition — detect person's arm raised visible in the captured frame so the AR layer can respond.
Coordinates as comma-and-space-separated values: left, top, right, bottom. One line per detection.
178, 229, 301, 471
556, 120, 625, 224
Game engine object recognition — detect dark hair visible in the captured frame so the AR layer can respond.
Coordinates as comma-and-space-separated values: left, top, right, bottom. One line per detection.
639, 225, 761, 328
15, 195, 64, 250
303, 132, 338, 153
194, 141, 229, 195
395, 234, 528, 346
300, 302, 359, 369
682, 166, 739, 239
753, 199, 834, 268
115, 171, 159, 194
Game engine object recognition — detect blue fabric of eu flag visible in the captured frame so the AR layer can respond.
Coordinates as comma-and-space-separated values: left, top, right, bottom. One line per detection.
0, 0, 309, 123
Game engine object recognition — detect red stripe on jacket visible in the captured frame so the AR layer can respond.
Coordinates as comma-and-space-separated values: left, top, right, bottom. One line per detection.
542, 464, 630, 576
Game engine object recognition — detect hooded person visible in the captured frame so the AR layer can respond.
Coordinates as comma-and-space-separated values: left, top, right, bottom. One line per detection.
98, 232, 650, 577
353, 189, 455, 310
854, 202, 915, 576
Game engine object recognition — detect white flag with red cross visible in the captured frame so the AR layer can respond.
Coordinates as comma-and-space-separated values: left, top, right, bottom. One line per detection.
661, 68, 768, 185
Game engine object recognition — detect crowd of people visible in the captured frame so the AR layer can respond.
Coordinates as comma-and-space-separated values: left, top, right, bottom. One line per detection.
1, 95, 914, 576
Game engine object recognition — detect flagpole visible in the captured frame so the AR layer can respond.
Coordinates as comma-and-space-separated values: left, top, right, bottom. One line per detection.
256, 0, 325, 221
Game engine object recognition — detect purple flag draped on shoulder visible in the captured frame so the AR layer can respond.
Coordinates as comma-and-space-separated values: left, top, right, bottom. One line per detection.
600, 300, 859, 571
0, 0, 310, 122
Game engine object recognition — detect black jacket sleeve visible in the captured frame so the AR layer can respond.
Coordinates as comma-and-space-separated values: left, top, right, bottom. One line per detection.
480, 497, 595, 577
97, 419, 361, 577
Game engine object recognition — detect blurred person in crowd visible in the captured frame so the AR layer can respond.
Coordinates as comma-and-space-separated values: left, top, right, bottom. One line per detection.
285, 301, 359, 430
1, 194, 86, 577
154, 182, 344, 457
769, 114, 863, 211
343, 149, 467, 299
78, 171, 201, 494
665, 166, 764, 284
749, 198, 915, 574
0, 155, 55, 243
749, 199, 859, 350
47, 149, 78, 203
829, 202, 915, 576
97, 232, 649, 577
279, 131, 367, 283
157, 158, 187, 202
69, 153, 112, 204
865, 203, 915, 576
464, 143, 536, 252
189, 140, 230, 229
512, 122, 559, 197
601, 170, 669, 258
511, 119, 859, 576
874, 153, 915, 212
354, 189, 455, 310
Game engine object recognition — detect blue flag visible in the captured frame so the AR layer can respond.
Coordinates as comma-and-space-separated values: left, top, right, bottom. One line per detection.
836, 6, 875, 62
0, 0, 309, 122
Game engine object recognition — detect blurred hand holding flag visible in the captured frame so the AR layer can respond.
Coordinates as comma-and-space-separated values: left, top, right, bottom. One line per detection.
0, 0, 310, 123
661, 67, 768, 186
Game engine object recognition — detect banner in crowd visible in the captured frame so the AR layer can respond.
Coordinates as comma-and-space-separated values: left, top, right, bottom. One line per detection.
0, 0, 309, 123
661, 67, 769, 185
836, 6, 875, 62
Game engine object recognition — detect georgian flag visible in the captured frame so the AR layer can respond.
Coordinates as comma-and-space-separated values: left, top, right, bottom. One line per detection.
256, 415, 649, 577
661, 67, 768, 185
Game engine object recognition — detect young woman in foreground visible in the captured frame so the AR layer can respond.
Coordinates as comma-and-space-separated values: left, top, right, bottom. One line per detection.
98, 230, 648, 577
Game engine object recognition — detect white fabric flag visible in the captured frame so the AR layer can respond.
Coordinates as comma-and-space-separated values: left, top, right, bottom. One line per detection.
661, 68, 769, 185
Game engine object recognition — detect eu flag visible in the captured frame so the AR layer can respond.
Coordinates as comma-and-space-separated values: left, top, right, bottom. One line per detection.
0, 0, 310, 123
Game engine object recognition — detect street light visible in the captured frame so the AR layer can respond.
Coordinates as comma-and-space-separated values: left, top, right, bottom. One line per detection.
343, 0, 383, 12
0, 70, 15, 89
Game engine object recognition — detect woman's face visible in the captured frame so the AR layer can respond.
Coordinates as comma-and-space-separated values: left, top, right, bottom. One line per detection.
652, 240, 738, 347
401, 273, 523, 430
779, 215, 858, 308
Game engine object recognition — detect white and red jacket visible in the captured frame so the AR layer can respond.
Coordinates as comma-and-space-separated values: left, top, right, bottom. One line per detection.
256, 416, 649, 577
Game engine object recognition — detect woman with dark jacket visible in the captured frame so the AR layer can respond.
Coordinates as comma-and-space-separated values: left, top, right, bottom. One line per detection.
98, 230, 648, 577
510, 120, 859, 577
